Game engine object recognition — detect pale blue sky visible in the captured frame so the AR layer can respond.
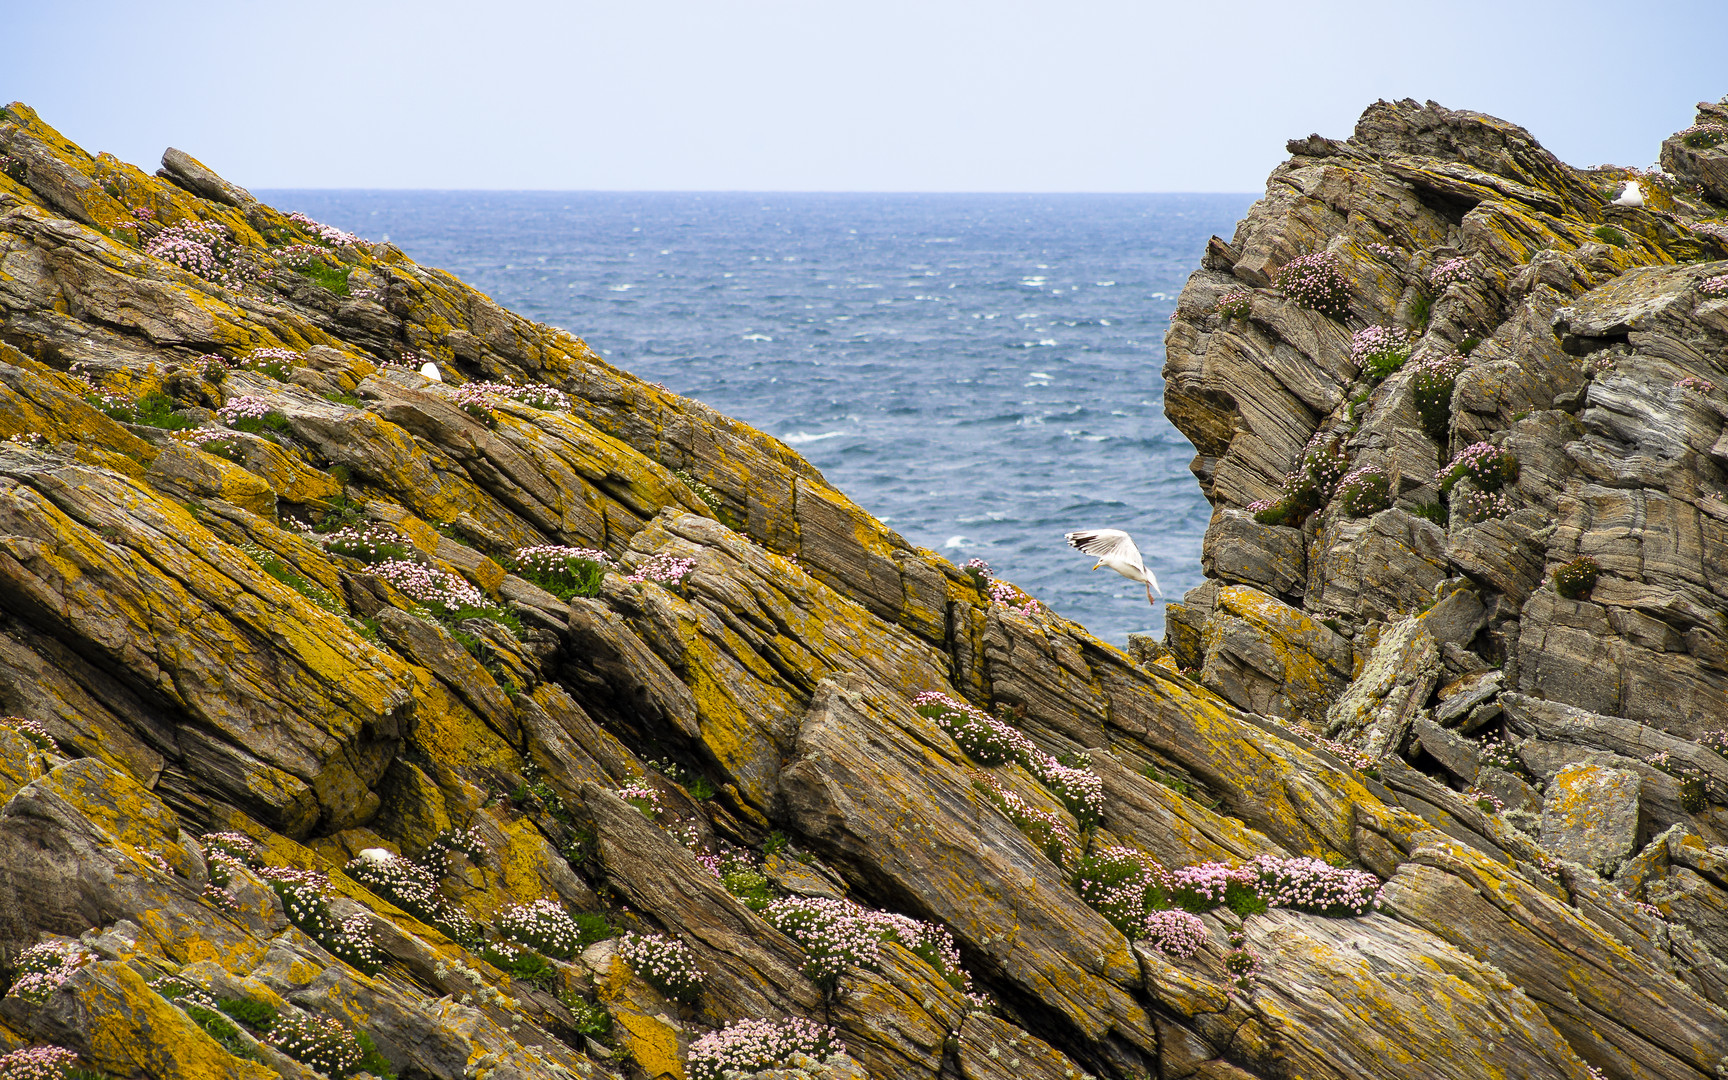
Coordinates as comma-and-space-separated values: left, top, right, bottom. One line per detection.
8, 0, 1724, 192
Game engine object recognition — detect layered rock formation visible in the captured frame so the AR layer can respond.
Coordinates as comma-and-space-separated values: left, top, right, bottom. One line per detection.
0, 95, 1722, 1080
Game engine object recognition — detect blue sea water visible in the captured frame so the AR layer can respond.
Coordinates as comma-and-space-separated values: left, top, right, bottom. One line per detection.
260, 192, 1255, 644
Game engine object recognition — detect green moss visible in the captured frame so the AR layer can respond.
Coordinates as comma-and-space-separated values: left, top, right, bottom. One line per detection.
1412, 501, 1449, 527
1410, 292, 1432, 332
300, 258, 353, 296
230, 411, 290, 435
323, 392, 363, 408
355, 1031, 397, 1080
1593, 224, 1630, 248
572, 911, 614, 946
560, 992, 613, 1040
217, 996, 278, 1032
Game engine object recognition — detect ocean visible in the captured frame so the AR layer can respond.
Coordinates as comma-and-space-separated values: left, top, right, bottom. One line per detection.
260, 192, 1255, 643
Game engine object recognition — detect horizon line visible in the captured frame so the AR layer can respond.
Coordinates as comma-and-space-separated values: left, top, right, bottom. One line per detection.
252, 187, 1263, 197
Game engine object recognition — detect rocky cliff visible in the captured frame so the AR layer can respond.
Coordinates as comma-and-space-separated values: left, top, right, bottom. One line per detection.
0, 96, 1723, 1080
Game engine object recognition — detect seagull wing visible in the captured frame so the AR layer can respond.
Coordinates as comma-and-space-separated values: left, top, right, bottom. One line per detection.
1066, 528, 1141, 565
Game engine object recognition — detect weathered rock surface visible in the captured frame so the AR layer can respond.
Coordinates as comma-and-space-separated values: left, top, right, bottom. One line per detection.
0, 95, 1724, 1080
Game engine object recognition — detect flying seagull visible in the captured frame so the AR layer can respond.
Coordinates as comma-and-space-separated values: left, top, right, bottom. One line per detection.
1612, 180, 1644, 207
1066, 529, 1162, 607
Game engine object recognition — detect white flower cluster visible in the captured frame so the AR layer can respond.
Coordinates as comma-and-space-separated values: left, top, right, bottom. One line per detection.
512, 545, 612, 575
267, 1012, 363, 1076
618, 931, 706, 1001
5, 940, 89, 1004
319, 525, 409, 564
686, 1018, 841, 1080
4, 432, 45, 447
344, 850, 480, 944
497, 898, 584, 960
1701, 274, 1728, 298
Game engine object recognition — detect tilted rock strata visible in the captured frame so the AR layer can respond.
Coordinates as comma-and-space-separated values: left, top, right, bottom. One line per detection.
0, 95, 1721, 1080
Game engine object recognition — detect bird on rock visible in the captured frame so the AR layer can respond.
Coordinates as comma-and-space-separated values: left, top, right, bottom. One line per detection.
1065, 529, 1162, 607
1612, 180, 1644, 207
420, 361, 443, 382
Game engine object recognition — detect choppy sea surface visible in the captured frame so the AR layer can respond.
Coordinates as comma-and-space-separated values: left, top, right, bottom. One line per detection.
260, 192, 1255, 643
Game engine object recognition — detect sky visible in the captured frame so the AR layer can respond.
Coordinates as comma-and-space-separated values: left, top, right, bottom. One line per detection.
7, 0, 1725, 193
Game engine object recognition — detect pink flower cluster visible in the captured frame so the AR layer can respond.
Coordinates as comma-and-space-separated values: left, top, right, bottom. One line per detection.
1335, 464, 1391, 518
217, 395, 273, 426
142, 219, 267, 289
986, 578, 1040, 617
1073, 845, 1170, 936
1367, 242, 1401, 260
1453, 486, 1513, 524
961, 557, 991, 577
626, 552, 696, 586
1143, 909, 1208, 959
1274, 252, 1351, 318
1348, 325, 1412, 366
274, 243, 328, 270
143, 219, 229, 278
1464, 787, 1505, 813
0, 715, 55, 750
461, 380, 571, 410
1437, 441, 1513, 493
1214, 289, 1252, 319
763, 895, 964, 988
287, 212, 362, 247
1247, 854, 1380, 915
686, 1018, 841, 1080
1678, 123, 1728, 149
1701, 274, 1728, 298
616, 782, 663, 816
1429, 256, 1473, 288
973, 771, 1076, 862
0, 1045, 80, 1080
371, 559, 490, 613
6, 940, 89, 1004
1676, 376, 1717, 394
911, 692, 1103, 823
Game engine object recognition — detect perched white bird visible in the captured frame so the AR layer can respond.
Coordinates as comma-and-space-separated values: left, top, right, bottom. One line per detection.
419, 361, 443, 382
1612, 180, 1644, 207
357, 847, 396, 864
1065, 529, 1162, 607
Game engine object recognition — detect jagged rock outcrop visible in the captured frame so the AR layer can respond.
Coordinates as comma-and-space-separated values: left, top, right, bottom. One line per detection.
0, 94, 1725, 1080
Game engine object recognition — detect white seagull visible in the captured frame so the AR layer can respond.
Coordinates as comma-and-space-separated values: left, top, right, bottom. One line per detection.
419, 361, 443, 382
1065, 529, 1162, 607
1612, 180, 1644, 207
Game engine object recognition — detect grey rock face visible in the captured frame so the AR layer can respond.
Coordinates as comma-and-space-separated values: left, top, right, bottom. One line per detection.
1540, 763, 1642, 874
